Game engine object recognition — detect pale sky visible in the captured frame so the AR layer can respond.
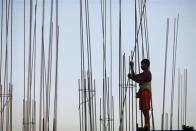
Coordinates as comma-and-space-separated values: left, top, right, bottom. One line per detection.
1, 0, 196, 130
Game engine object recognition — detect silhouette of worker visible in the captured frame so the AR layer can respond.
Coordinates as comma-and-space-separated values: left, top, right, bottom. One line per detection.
128, 59, 151, 130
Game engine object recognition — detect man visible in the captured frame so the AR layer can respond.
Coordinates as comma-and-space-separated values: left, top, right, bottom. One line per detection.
128, 59, 152, 130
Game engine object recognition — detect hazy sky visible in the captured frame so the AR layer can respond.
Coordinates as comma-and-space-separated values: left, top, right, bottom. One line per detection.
1, 0, 196, 130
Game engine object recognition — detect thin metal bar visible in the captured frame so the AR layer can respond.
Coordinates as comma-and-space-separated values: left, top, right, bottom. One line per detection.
183, 69, 185, 125
138, 0, 144, 59
80, 1, 85, 130
81, 79, 84, 131
4, 0, 11, 130
87, 74, 93, 131
0, 0, 3, 82
177, 70, 180, 130
0, 0, 3, 126
130, 57, 134, 131
185, 69, 187, 125
84, 78, 87, 131
128, 56, 131, 131
181, 70, 183, 127
161, 18, 169, 130
134, 0, 138, 128
143, 2, 150, 59
10, 0, 13, 130
170, 18, 176, 130
124, 55, 127, 131
165, 113, 168, 130
79, 80, 82, 131
94, 80, 97, 131
112, 96, 114, 131
134, 51, 138, 130
46, 0, 54, 129
109, 0, 113, 130
10, 0, 13, 85
26, 0, 33, 129
108, 77, 111, 131
23, 0, 26, 129
131, 0, 146, 61
125, 94, 127, 131
33, 1, 38, 130
39, 0, 45, 130
100, 0, 107, 130
53, 0, 59, 130
100, 98, 101, 131
118, 0, 122, 130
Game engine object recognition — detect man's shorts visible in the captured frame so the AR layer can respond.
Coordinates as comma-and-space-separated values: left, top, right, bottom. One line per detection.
138, 89, 151, 111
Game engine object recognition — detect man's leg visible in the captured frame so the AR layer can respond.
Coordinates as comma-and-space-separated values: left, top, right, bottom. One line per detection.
143, 110, 150, 128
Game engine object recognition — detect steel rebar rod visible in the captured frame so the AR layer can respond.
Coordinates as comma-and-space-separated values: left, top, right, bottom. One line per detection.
161, 18, 169, 130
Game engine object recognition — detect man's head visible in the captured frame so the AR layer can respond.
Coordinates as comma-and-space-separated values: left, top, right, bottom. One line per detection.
141, 59, 150, 70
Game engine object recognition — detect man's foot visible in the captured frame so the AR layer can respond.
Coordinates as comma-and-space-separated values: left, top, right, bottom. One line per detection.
144, 124, 150, 131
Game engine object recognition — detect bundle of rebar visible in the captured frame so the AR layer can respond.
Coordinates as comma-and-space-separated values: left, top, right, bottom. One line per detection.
118, 0, 153, 130
100, 0, 114, 131
0, 0, 13, 130
78, 0, 97, 131
161, 15, 179, 130
22, 0, 59, 131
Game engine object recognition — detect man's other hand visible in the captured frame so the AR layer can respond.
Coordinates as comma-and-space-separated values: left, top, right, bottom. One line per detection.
129, 61, 134, 68
128, 73, 132, 79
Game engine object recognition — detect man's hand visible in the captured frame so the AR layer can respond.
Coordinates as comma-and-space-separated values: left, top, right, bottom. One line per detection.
128, 73, 132, 79
129, 61, 134, 68
128, 61, 135, 80
136, 92, 140, 98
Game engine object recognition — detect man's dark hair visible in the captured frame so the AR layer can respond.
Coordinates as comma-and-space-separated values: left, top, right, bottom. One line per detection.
141, 59, 150, 67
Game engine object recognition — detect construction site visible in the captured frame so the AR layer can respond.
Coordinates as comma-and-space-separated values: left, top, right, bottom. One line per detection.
0, 0, 196, 130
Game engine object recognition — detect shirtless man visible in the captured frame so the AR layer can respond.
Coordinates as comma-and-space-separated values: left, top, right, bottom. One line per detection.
128, 59, 152, 130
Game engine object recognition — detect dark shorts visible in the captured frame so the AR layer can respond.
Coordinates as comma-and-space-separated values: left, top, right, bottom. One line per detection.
138, 89, 151, 111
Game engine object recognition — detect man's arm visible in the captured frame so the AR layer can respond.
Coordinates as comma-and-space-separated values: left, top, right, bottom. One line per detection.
128, 61, 151, 83
132, 72, 150, 83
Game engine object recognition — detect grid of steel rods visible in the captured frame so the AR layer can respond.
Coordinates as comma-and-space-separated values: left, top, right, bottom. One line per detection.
118, 0, 153, 130
0, 0, 193, 130
22, 0, 59, 131
0, 0, 13, 130
78, 0, 97, 131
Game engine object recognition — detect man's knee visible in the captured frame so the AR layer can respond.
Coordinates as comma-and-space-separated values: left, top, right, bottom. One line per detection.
142, 110, 149, 115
